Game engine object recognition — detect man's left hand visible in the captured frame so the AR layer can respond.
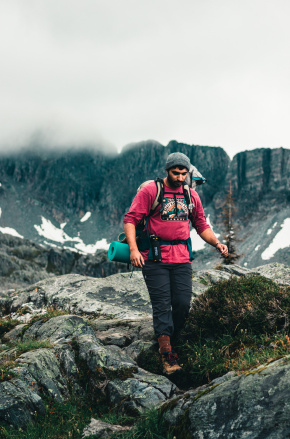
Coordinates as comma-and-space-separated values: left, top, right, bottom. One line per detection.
216, 243, 228, 256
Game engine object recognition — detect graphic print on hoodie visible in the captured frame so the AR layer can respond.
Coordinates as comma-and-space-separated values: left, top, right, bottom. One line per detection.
161, 194, 188, 221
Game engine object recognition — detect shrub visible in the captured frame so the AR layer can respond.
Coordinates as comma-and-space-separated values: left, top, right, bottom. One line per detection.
186, 275, 290, 340
172, 275, 290, 388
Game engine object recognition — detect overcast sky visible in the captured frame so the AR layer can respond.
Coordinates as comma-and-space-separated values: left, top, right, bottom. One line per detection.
0, 0, 290, 157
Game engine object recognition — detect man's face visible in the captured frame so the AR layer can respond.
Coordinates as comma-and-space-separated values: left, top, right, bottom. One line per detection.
167, 167, 188, 187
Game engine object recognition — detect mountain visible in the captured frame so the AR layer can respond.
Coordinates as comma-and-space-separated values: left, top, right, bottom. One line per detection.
0, 141, 290, 270
0, 232, 129, 293
0, 140, 229, 250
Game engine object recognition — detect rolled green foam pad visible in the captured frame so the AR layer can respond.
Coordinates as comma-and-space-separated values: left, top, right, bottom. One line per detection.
108, 241, 131, 264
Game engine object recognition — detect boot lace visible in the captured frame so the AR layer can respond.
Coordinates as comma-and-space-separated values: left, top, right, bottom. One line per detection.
165, 352, 179, 366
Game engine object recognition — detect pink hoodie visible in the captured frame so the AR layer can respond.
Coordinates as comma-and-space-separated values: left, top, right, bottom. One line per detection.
124, 181, 210, 263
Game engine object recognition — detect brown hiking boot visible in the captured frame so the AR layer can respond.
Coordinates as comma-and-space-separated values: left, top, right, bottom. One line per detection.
158, 335, 172, 354
161, 351, 182, 376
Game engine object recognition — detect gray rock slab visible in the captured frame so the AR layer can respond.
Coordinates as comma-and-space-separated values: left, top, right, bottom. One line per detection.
82, 418, 131, 438
16, 348, 69, 402
133, 368, 176, 399
77, 334, 136, 373
7, 272, 152, 320
108, 367, 176, 415
255, 262, 290, 286
92, 317, 155, 344
220, 264, 257, 277
92, 318, 145, 332
23, 314, 95, 344
94, 326, 129, 347
123, 340, 154, 361
193, 269, 232, 286
164, 356, 290, 438
2, 324, 26, 344
0, 378, 45, 429
11, 366, 40, 395
6, 267, 224, 321
54, 343, 85, 397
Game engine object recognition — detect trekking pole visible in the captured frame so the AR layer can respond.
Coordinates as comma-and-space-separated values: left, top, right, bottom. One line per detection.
130, 265, 135, 279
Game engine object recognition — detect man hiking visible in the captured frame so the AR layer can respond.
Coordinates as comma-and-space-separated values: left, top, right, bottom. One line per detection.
124, 152, 228, 376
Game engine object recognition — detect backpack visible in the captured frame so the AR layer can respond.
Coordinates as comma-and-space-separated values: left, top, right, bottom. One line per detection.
119, 165, 206, 244
136, 164, 206, 222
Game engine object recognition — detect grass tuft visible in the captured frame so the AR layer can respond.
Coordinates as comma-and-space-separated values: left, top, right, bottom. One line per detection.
0, 398, 170, 439
0, 339, 53, 382
110, 408, 173, 439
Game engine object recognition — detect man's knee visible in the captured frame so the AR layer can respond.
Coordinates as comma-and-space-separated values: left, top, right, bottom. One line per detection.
172, 294, 191, 310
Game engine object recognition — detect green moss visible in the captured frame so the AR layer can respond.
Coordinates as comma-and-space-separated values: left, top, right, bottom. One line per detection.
199, 278, 208, 286
170, 408, 191, 439
192, 383, 221, 403
160, 394, 185, 414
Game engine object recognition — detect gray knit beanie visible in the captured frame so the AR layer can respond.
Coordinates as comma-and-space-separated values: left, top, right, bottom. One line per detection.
165, 152, 191, 171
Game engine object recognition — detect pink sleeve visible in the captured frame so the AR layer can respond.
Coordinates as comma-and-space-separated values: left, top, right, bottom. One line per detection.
191, 190, 211, 235
123, 184, 156, 226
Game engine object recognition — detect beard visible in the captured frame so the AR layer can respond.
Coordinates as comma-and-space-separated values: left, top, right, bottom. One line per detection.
167, 173, 182, 187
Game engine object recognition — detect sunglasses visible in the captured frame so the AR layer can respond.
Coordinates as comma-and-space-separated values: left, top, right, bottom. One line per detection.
171, 170, 188, 176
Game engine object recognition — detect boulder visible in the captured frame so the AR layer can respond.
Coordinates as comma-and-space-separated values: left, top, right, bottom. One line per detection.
11, 367, 40, 395
77, 334, 136, 374
93, 317, 154, 347
82, 418, 131, 438
163, 356, 290, 438
16, 348, 69, 402
23, 314, 96, 344
192, 263, 290, 294
94, 326, 129, 347
192, 269, 232, 287
108, 367, 176, 416
0, 378, 45, 429
2, 324, 26, 344
123, 340, 154, 362
254, 262, 290, 286
7, 272, 152, 320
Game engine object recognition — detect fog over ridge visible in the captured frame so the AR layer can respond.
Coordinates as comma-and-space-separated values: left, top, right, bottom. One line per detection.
1, 0, 290, 157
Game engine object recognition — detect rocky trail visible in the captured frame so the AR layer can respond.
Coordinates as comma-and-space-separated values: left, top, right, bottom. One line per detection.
0, 262, 290, 438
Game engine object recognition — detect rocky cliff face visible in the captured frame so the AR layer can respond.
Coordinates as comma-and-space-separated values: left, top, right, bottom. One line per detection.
210, 147, 290, 269
214, 147, 290, 223
0, 141, 290, 270
0, 140, 229, 246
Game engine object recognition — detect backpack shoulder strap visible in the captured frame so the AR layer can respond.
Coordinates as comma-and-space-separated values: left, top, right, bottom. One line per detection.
150, 178, 164, 215
183, 184, 195, 220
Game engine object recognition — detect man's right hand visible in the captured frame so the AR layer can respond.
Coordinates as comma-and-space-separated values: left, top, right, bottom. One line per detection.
130, 249, 145, 268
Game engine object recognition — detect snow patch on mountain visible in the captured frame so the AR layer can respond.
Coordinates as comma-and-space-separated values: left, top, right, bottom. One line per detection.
262, 218, 290, 260
80, 212, 91, 222
0, 227, 23, 238
34, 216, 109, 254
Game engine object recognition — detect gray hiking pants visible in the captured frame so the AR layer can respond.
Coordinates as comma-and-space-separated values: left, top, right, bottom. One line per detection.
142, 260, 192, 338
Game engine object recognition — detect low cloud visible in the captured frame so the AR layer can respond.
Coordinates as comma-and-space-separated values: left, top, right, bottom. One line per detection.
0, 0, 290, 157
